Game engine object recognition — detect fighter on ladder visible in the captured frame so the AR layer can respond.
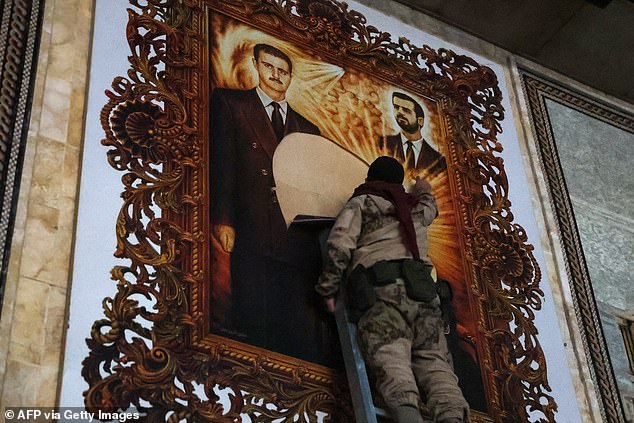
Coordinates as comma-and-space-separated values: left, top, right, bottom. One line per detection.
315, 156, 470, 423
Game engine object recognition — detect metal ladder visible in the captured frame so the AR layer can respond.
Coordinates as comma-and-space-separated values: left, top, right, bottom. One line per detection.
333, 298, 392, 423
317, 227, 392, 423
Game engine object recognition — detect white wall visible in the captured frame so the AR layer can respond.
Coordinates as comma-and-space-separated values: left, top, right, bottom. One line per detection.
58, 0, 130, 407
59, 1, 583, 421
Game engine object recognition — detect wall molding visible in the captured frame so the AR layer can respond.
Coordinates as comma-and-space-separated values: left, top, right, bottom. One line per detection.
519, 69, 633, 423
0, 0, 46, 312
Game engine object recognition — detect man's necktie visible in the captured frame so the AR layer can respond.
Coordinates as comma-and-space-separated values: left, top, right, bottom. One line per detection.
405, 141, 416, 169
271, 102, 284, 142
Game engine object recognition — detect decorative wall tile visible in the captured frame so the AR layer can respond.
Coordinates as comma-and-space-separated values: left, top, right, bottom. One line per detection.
20, 203, 67, 286
38, 78, 73, 144
572, 198, 634, 310
43, 285, 67, 368
9, 278, 48, 364
30, 137, 65, 207
35, 365, 59, 405
2, 360, 40, 406
60, 146, 81, 200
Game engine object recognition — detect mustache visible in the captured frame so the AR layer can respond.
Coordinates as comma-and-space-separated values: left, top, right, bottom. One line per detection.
269, 77, 283, 85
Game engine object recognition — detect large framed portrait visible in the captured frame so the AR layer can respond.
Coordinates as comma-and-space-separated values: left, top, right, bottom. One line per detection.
83, 0, 557, 421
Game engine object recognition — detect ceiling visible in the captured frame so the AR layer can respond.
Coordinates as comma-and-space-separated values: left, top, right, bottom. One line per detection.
392, 0, 634, 106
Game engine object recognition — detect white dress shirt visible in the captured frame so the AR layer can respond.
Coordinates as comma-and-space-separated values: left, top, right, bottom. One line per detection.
400, 134, 423, 164
256, 86, 288, 124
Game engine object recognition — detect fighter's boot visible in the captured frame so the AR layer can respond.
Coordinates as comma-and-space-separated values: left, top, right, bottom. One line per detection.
393, 405, 426, 423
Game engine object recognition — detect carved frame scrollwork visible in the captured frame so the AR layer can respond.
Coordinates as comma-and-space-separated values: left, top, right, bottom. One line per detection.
520, 69, 633, 423
82, 1, 556, 421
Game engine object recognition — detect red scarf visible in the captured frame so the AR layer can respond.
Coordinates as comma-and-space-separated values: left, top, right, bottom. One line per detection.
351, 181, 420, 260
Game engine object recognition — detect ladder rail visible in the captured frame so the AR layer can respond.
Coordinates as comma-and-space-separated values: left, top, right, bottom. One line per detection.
318, 226, 391, 423
334, 300, 380, 423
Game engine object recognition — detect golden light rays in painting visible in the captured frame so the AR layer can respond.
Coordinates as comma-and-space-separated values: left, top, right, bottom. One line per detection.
210, 18, 259, 90
210, 16, 475, 344
427, 169, 475, 337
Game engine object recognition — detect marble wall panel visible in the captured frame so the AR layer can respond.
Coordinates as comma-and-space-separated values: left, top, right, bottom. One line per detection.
545, 98, 634, 420
546, 99, 634, 220
571, 199, 634, 310
0, 0, 93, 409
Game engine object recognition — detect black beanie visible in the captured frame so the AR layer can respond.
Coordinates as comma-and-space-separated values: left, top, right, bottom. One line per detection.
367, 156, 405, 184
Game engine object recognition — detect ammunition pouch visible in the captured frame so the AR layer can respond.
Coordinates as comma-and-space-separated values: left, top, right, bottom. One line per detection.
370, 260, 403, 286
346, 259, 449, 322
346, 265, 376, 323
401, 259, 437, 302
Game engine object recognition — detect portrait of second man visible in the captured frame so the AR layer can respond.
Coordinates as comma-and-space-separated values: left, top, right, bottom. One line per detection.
210, 43, 322, 356
379, 92, 446, 173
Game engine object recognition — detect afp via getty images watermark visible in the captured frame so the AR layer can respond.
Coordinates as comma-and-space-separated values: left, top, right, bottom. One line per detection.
3, 408, 141, 422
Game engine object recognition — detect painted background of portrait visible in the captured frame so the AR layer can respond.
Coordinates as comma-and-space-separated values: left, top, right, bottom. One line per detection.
208, 14, 477, 363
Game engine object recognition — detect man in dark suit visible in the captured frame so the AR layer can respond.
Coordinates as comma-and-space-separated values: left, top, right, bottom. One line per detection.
210, 44, 323, 356
379, 92, 446, 173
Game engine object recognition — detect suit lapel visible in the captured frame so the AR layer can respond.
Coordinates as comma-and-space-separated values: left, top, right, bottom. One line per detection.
285, 107, 299, 134
286, 105, 313, 137
238, 89, 278, 160
386, 135, 444, 169
417, 139, 440, 169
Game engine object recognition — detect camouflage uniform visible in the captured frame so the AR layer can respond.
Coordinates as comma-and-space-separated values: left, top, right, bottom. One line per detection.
317, 186, 469, 422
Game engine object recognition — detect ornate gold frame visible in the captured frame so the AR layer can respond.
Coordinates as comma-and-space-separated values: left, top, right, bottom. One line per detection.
520, 69, 633, 423
82, 1, 556, 421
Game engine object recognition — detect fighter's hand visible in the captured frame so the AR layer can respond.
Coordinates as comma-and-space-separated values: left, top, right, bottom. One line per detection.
212, 224, 235, 253
324, 296, 336, 313
413, 176, 432, 194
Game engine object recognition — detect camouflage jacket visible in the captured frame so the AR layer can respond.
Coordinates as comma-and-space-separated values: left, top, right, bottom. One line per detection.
316, 185, 438, 298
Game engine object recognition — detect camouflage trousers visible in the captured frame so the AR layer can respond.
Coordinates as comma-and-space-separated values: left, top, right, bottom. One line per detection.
357, 279, 469, 422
